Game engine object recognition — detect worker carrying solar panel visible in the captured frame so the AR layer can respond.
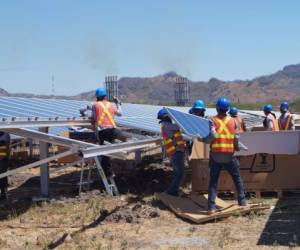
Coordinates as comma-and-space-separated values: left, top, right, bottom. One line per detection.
189, 99, 208, 118
0, 131, 10, 200
188, 99, 210, 154
90, 87, 123, 178
228, 107, 247, 133
157, 108, 186, 196
199, 97, 247, 214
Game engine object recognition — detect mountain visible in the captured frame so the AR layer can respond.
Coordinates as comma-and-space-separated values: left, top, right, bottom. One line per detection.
0, 88, 9, 96
72, 64, 300, 104
2, 63, 300, 104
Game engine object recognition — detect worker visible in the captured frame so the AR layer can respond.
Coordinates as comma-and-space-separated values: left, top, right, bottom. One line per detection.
278, 101, 295, 131
263, 104, 279, 131
229, 107, 247, 132
201, 97, 246, 214
0, 131, 10, 200
158, 108, 186, 196
91, 87, 122, 178
188, 99, 209, 153
189, 99, 207, 118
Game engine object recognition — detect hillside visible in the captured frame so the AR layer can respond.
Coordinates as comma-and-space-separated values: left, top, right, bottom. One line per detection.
73, 63, 300, 104
2, 63, 300, 105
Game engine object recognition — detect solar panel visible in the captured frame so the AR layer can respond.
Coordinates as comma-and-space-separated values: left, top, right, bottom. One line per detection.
0, 97, 264, 134
165, 108, 210, 138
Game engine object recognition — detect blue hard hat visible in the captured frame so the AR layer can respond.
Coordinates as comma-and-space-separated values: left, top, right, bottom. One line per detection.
229, 106, 238, 116
193, 99, 206, 110
157, 108, 168, 119
216, 97, 230, 111
263, 104, 273, 113
280, 101, 289, 111
95, 87, 107, 98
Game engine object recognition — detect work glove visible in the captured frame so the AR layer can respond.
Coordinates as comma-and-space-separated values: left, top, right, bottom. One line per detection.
113, 96, 121, 105
79, 108, 86, 117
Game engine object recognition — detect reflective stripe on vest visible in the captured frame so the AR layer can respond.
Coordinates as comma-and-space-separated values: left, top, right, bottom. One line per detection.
97, 101, 116, 128
279, 113, 292, 131
0, 145, 8, 159
211, 116, 235, 153
161, 126, 185, 157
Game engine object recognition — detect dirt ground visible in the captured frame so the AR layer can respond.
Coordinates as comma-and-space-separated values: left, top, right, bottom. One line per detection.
0, 162, 299, 250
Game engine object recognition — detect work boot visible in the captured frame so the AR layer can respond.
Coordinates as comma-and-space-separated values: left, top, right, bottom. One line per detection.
207, 209, 216, 215
239, 200, 247, 207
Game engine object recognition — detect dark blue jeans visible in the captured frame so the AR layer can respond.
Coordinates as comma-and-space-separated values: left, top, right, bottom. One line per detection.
208, 156, 246, 210
166, 151, 185, 196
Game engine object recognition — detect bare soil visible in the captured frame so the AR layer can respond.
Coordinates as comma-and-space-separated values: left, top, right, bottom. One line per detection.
0, 162, 299, 250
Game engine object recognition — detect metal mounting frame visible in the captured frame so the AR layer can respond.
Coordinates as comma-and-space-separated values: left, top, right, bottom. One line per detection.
1, 126, 160, 197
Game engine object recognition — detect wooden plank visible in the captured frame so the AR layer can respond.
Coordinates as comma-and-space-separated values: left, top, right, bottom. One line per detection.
156, 192, 270, 224
190, 193, 231, 210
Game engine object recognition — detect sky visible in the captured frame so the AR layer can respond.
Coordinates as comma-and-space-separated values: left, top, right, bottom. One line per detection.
0, 0, 300, 95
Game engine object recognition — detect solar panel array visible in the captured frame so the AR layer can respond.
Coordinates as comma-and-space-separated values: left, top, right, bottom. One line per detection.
0, 96, 264, 134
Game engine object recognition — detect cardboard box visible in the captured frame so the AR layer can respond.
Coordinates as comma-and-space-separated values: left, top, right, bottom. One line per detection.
191, 154, 300, 193
190, 130, 300, 193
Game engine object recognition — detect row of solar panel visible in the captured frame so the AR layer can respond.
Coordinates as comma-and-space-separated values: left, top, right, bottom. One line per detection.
0, 96, 264, 134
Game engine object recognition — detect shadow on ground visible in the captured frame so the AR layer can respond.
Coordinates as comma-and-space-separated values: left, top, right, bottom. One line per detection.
0, 161, 178, 222
257, 196, 300, 247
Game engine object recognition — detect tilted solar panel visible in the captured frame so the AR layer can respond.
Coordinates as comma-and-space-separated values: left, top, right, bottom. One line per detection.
165, 108, 210, 138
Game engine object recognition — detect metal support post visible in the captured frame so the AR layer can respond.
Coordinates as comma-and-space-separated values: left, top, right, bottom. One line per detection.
39, 127, 49, 197
28, 139, 33, 159
79, 160, 85, 194
135, 149, 142, 164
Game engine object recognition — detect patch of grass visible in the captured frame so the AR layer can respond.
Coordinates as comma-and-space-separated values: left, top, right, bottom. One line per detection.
189, 227, 196, 233
217, 226, 239, 248
72, 232, 81, 245
76, 243, 87, 250
120, 239, 128, 250
247, 211, 258, 220
24, 240, 33, 250
0, 238, 7, 248
7, 208, 19, 220
88, 198, 104, 220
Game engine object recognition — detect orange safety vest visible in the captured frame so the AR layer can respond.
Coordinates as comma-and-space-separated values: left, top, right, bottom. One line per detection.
211, 115, 235, 153
233, 116, 245, 133
279, 113, 292, 131
267, 114, 279, 131
0, 145, 9, 160
161, 125, 185, 157
95, 100, 116, 129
